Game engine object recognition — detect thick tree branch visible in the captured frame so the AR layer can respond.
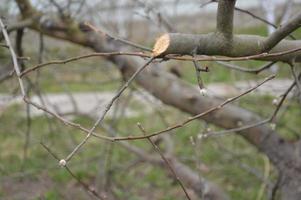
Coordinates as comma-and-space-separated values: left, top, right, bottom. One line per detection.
203, 0, 296, 40
15, 0, 36, 18
14, 0, 301, 63
263, 11, 301, 52
103, 125, 229, 200
216, 0, 236, 39
0, 18, 34, 41
152, 33, 301, 62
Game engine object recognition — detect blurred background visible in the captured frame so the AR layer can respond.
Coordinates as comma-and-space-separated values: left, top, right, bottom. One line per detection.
0, 0, 301, 199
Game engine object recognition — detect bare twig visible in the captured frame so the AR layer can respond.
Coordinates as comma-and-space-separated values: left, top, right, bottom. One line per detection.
20, 52, 150, 77
197, 76, 298, 139
22, 96, 112, 141
64, 57, 155, 162
216, 61, 277, 74
113, 75, 275, 141
192, 49, 208, 93
84, 22, 152, 52
15, 28, 25, 71
40, 143, 105, 200
0, 18, 26, 96
38, 32, 44, 63
0, 66, 14, 83
49, 0, 66, 18
132, 0, 175, 32
234, 6, 295, 39
289, 62, 301, 94
201, 0, 296, 40
165, 47, 301, 62
21, 102, 32, 171
137, 123, 191, 200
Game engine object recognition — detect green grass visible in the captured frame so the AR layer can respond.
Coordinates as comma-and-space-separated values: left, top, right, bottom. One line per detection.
1, 89, 296, 199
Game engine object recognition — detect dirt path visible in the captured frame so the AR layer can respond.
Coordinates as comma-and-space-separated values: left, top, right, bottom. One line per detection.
0, 79, 293, 117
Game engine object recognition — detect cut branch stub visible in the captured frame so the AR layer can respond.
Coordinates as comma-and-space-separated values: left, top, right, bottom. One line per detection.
152, 33, 301, 62
152, 33, 200, 57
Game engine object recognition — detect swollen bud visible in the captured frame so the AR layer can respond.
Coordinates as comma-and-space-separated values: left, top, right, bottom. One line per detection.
59, 159, 66, 167
190, 136, 195, 146
200, 88, 207, 96
270, 123, 276, 130
272, 98, 278, 106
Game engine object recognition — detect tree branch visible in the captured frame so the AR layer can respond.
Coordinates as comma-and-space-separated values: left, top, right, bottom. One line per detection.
137, 123, 192, 200
152, 33, 301, 62
216, 61, 277, 74
14, 0, 301, 63
0, 18, 34, 41
203, 0, 296, 40
263, 11, 301, 52
216, 0, 236, 39
102, 125, 229, 199
15, 0, 36, 18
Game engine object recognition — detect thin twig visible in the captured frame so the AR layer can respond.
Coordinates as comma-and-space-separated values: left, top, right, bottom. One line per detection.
15, 28, 25, 71
133, 0, 175, 32
289, 62, 301, 94
85, 22, 152, 52
137, 123, 191, 200
234, 7, 295, 40
180, 47, 301, 62
64, 57, 155, 162
22, 96, 112, 141
20, 52, 149, 77
21, 102, 32, 171
197, 76, 297, 139
0, 18, 26, 96
192, 49, 208, 92
65, 167, 105, 200
113, 75, 275, 141
40, 143, 105, 200
263, 11, 301, 51
201, 0, 296, 39
216, 61, 277, 74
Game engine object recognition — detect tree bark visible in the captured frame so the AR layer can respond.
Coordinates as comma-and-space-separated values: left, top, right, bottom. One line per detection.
152, 33, 301, 62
